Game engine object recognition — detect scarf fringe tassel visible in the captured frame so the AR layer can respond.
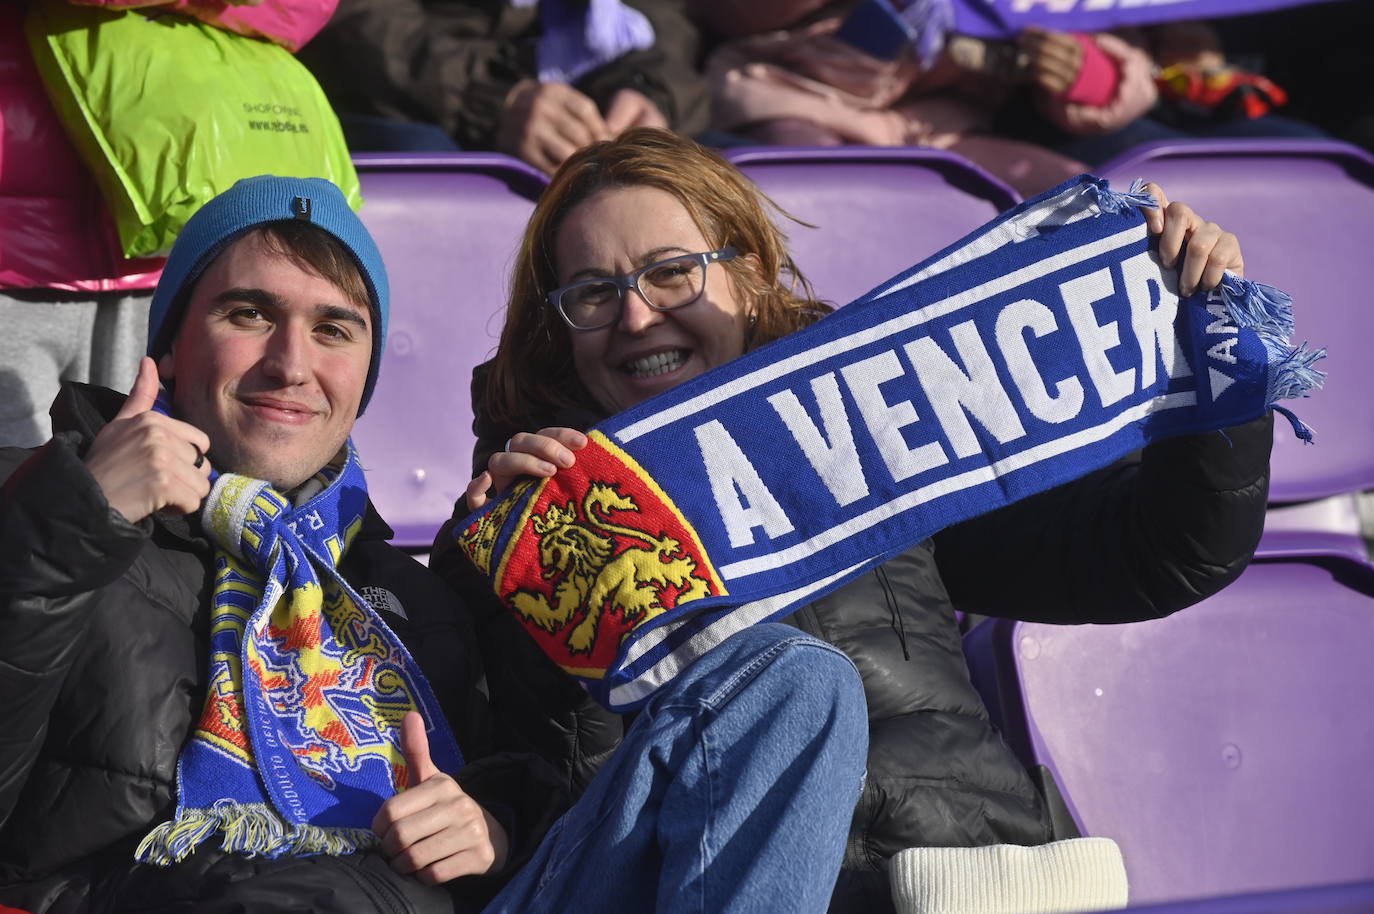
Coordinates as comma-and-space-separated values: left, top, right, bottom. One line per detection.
135, 801, 379, 865
1087, 178, 1161, 215
1087, 179, 1326, 442
1216, 272, 1327, 442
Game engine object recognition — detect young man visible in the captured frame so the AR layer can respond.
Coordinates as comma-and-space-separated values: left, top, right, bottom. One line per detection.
0, 176, 867, 913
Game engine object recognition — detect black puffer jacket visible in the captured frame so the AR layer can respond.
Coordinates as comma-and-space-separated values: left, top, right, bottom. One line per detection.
0, 383, 567, 914
434, 374, 1273, 913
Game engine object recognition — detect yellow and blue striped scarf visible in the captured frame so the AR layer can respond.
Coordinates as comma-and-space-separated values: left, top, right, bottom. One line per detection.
138, 441, 463, 863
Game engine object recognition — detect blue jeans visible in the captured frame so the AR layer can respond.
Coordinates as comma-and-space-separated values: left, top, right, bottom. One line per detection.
482, 623, 868, 914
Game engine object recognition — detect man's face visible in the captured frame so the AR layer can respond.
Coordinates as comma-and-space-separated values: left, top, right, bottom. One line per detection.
158, 231, 373, 492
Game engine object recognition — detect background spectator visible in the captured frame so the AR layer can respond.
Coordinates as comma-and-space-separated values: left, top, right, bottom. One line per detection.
299, 0, 711, 174
998, 18, 1328, 166
692, 0, 1090, 197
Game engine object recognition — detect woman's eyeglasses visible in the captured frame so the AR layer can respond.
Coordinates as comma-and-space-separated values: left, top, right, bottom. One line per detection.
547, 247, 739, 331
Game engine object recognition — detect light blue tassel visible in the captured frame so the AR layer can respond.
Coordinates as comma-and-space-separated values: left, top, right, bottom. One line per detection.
136, 801, 292, 864
1086, 177, 1160, 215
1266, 341, 1328, 403
1272, 405, 1317, 444
1212, 269, 1326, 443
217, 801, 294, 858
1218, 272, 1295, 338
1266, 343, 1326, 444
136, 812, 217, 866
286, 824, 379, 857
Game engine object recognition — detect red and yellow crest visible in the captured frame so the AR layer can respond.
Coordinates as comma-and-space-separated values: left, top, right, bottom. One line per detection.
463, 432, 725, 679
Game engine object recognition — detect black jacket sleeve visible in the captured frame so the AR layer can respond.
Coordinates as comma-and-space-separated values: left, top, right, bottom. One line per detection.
0, 436, 150, 827
932, 414, 1273, 623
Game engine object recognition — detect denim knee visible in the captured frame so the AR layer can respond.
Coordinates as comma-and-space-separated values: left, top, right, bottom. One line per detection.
701, 624, 866, 728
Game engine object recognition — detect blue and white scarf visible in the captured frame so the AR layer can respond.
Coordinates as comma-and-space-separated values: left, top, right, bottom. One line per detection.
456, 175, 1325, 712
138, 437, 463, 863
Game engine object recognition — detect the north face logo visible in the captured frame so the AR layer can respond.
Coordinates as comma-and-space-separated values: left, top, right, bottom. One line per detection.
359, 586, 407, 620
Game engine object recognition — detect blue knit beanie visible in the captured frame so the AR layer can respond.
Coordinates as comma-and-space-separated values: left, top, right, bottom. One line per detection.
146, 175, 389, 413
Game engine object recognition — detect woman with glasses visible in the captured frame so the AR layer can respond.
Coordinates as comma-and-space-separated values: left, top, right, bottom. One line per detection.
431, 127, 1272, 913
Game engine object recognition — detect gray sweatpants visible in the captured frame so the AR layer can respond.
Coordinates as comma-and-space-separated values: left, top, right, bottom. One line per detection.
0, 289, 151, 447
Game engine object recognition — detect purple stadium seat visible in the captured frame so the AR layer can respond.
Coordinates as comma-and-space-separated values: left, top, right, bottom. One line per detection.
963, 547, 1374, 905
1096, 140, 1374, 508
351, 153, 548, 550
1256, 528, 1368, 565
1113, 879, 1374, 914
723, 146, 1020, 308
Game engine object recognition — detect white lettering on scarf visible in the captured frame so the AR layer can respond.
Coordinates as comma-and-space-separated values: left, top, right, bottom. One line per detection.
767, 375, 870, 508
687, 244, 1193, 542
694, 420, 795, 548
996, 299, 1084, 423
841, 351, 950, 481
906, 320, 1028, 459
1204, 290, 1240, 399
1122, 250, 1187, 388
1010, 0, 1197, 11
1063, 267, 1137, 408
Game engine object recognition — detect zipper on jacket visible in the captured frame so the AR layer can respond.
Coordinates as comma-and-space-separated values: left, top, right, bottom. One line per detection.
875, 565, 911, 661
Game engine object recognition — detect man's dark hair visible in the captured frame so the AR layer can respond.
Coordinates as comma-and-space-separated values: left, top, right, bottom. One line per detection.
255, 220, 374, 322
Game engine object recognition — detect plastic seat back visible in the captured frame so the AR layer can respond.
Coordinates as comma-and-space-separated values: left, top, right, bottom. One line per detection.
1097, 139, 1374, 505
964, 551, 1374, 904
724, 146, 1020, 308
351, 153, 547, 549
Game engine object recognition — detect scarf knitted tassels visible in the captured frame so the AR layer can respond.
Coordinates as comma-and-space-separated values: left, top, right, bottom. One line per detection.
456, 174, 1325, 712
138, 440, 463, 864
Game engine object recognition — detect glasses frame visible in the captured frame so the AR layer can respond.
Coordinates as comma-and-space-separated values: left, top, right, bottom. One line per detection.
547, 246, 739, 331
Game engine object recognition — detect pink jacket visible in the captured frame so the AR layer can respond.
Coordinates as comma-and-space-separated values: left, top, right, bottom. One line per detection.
1, 0, 336, 291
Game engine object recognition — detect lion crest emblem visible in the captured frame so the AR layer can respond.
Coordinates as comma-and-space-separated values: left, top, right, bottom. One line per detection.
510, 482, 713, 655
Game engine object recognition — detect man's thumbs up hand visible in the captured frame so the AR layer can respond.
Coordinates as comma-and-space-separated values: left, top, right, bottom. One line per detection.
85, 357, 213, 524
372, 711, 508, 885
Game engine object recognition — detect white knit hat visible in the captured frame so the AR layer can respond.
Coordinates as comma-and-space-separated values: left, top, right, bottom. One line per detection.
888, 837, 1130, 914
